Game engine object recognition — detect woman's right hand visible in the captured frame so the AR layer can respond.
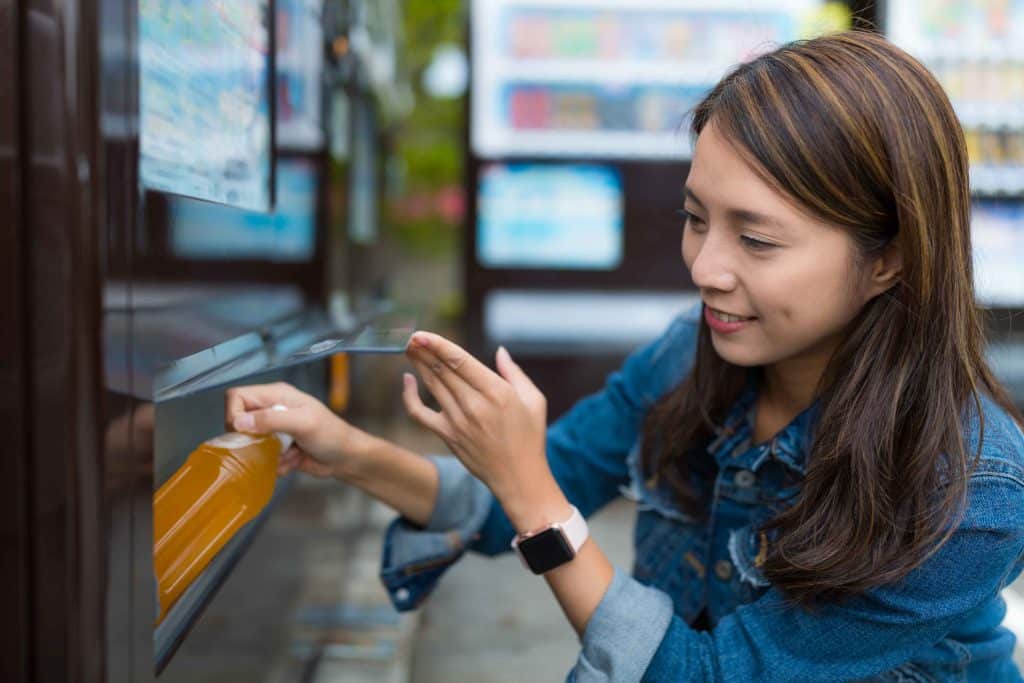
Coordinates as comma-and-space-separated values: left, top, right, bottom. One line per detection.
224, 382, 367, 479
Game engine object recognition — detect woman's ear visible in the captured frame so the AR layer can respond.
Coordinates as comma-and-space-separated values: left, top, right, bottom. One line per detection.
867, 241, 903, 297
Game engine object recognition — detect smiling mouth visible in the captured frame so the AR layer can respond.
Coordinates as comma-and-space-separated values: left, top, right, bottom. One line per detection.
708, 307, 757, 323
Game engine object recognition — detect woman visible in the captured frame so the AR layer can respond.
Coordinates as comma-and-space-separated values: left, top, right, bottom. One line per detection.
227, 31, 1024, 681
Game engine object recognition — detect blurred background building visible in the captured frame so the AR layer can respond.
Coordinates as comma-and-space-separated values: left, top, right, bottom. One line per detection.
2, 1, 1022, 682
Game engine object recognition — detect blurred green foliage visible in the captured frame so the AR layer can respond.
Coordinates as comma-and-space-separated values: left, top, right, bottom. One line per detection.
384, 0, 466, 256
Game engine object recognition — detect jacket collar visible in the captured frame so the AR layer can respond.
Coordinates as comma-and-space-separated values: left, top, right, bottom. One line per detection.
706, 375, 819, 476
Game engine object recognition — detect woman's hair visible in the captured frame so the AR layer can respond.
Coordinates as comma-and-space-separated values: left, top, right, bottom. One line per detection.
642, 30, 1024, 607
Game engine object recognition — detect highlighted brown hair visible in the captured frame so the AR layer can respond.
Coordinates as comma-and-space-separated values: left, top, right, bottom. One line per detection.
642, 30, 1024, 606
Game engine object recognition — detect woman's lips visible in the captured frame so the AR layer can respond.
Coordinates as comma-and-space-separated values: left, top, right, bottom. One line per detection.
704, 306, 757, 334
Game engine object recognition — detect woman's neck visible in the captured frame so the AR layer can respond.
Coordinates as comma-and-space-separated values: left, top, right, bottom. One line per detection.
762, 329, 843, 410
754, 344, 834, 443
761, 364, 817, 417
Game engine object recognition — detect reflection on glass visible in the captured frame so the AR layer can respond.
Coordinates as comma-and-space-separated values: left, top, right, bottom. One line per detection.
169, 158, 317, 261
139, 0, 273, 210
277, 0, 324, 149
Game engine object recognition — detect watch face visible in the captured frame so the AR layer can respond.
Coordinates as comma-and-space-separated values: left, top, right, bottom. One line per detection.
517, 528, 574, 574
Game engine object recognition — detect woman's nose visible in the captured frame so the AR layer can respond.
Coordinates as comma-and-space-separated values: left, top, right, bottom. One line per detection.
689, 237, 738, 293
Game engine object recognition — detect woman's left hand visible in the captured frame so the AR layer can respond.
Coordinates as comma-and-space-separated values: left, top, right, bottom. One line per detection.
402, 331, 566, 525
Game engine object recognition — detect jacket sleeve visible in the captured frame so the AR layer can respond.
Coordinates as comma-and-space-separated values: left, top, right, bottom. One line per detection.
379, 306, 702, 611
570, 471, 1024, 682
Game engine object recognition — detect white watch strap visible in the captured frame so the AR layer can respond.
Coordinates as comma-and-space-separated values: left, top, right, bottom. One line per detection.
556, 505, 589, 552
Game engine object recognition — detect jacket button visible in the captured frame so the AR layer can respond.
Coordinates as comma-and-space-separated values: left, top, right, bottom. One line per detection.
714, 559, 733, 581
734, 470, 756, 488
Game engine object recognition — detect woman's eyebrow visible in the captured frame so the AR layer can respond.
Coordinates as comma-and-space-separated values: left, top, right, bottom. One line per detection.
684, 186, 785, 231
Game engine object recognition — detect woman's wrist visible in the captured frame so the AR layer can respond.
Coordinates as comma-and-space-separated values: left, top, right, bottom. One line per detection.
327, 421, 379, 485
498, 471, 572, 534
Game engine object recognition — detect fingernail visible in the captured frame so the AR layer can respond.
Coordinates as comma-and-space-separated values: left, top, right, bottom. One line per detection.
498, 346, 510, 361
412, 332, 428, 346
402, 372, 414, 385
233, 413, 255, 431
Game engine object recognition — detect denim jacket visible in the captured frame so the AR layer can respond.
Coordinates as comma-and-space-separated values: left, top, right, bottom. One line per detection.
379, 304, 1024, 682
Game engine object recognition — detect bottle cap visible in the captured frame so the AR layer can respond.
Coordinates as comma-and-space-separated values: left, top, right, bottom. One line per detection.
270, 404, 295, 452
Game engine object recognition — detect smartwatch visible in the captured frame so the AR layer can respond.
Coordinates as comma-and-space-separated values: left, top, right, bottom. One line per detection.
510, 505, 589, 575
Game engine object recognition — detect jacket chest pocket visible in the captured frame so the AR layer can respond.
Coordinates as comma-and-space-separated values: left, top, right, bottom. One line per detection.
625, 441, 709, 620
711, 461, 802, 608
632, 508, 707, 622
715, 458, 796, 506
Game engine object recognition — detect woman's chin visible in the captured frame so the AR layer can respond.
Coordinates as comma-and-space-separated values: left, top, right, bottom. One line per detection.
709, 335, 766, 368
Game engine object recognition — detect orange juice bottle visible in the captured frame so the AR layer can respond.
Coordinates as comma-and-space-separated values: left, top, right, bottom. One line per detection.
153, 412, 293, 624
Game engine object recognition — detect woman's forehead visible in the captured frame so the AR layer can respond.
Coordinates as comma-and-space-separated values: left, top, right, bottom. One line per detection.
688, 131, 794, 224
687, 124, 840, 235
689, 125, 776, 200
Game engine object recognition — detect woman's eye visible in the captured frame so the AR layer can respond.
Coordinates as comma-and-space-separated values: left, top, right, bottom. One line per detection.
677, 209, 705, 228
740, 235, 776, 251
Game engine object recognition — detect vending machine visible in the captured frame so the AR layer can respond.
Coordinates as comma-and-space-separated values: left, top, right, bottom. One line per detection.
0, 0, 410, 680
886, 0, 1024, 403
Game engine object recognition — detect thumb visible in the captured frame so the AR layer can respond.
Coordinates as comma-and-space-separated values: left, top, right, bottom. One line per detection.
233, 404, 305, 436
496, 346, 537, 395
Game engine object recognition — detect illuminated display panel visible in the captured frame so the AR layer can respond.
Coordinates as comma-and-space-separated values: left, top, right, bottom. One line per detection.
973, 200, 1024, 307
170, 157, 316, 261
140, 0, 274, 210
477, 163, 623, 270
471, 0, 843, 160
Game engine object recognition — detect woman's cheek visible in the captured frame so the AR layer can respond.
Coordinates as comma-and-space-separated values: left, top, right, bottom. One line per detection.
682, 231, 698, 271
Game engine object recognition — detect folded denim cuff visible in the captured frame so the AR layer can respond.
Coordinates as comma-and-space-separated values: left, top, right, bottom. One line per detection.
425, 454, 494, 532
573, 567, 675, 682
379, 456, 494, 612
379, 517, 467, 611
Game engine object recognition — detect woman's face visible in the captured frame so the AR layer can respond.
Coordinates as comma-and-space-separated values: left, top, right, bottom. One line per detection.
681, 122, 887, 371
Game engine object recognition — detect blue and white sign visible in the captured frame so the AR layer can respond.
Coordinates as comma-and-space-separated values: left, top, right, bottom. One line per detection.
477, 163, 623, 270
